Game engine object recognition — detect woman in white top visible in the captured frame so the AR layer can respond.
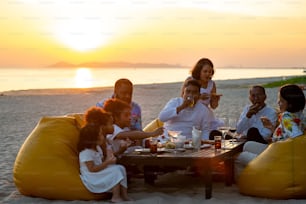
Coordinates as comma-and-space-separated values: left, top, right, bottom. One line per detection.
77, 109, 131, 203
182, 58, 223, 136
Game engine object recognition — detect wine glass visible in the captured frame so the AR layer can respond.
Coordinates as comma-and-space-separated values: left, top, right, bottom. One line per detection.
218, 117, 230, 148
219, 117, 229, 136
228, 118, 237, 133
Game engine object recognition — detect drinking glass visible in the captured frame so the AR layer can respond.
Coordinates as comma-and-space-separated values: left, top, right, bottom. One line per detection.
214, 135, 222, 151
150, 138, 158, 154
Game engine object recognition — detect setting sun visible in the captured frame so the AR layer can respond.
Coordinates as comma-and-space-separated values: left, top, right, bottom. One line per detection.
74, 68, 93, 88
54, 20, 112, 52
1, 1, 306, 67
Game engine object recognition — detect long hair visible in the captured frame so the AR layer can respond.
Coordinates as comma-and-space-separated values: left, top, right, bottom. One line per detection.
78, 109, 112, 156
77, 123, 101, 153
191, 58, 214, 80
280, 84, 305, 113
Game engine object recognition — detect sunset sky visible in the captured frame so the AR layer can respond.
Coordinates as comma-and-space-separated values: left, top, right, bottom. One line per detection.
1, 0, 306, 68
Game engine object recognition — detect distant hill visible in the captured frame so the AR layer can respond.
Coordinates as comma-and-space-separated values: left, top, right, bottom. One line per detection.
47, 61, 185, 68
47, 61, 76, 68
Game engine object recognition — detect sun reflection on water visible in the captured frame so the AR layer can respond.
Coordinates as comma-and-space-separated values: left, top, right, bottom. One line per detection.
74, 68, 93, 88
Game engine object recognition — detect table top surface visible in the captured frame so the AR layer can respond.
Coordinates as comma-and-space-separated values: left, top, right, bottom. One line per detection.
120, 140, 245, 160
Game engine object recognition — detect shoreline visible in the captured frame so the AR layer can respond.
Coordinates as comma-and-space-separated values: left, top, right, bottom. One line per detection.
0, 76, 293, 96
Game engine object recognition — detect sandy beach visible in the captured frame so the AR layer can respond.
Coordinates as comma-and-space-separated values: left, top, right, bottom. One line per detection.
1, 77, 305, 203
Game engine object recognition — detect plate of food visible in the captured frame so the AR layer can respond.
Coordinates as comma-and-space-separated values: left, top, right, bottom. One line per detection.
167, 130, 182, 138
175, 148, 186, 152
211, 93, 223, 97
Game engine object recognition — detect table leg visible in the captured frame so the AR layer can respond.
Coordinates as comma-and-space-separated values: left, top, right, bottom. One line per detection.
143, 166, 157, 185
224, 157, 234, 186
203, 163, 212, 199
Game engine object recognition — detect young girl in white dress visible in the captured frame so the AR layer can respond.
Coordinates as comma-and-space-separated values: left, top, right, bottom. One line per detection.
77, 109, 131, 203
182, 58, 223, 137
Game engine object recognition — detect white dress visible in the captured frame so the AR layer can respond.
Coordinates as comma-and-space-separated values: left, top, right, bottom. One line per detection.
79, 146, 127, 193
199, 80, 223, 130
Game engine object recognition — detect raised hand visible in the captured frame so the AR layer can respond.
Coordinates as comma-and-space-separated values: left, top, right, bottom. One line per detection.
246, 103, 262, 118
260, 116, 274, 131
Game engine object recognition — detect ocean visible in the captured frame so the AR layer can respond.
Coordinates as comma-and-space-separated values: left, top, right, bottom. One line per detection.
0, 67, 304, 92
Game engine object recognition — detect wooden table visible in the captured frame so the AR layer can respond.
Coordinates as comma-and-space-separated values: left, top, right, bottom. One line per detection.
118, 141, 244, 199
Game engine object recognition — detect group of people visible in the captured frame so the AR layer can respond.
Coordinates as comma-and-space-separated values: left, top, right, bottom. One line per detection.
77, 79, 163, 202
235, 83, 305, 179
76, 57, 305, 202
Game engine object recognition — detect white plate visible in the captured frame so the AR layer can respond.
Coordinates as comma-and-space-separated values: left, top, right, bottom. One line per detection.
201, 144, 212, 149
135, 148, 150, 153
134, 148, 167, 153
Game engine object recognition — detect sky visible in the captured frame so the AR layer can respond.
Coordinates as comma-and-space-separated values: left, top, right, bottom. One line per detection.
1, 0, 306, 68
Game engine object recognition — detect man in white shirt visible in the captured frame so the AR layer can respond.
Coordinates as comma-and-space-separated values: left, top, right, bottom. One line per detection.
158, 79, 212, 140
236, 85, 278, 144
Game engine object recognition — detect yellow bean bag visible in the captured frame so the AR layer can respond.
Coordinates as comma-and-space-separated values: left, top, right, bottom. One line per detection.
238, 132, 306, 199
143, 118, 163, 132
13, 114, 110, 200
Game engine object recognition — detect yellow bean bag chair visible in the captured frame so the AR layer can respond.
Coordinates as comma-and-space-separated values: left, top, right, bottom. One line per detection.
238, 132, 306, 199
143, 118, 163, 132
13, 114, 110, 200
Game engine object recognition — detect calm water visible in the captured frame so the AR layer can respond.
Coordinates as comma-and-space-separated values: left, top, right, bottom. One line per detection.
0, 67, 305, 92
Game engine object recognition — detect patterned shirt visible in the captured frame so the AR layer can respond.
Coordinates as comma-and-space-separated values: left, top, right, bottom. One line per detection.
272, 111, 304, 142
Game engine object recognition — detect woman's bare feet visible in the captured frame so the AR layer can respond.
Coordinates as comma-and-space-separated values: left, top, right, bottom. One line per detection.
111, 197, 123, 203
120, 186, 132, 201
122, 196, 133, 201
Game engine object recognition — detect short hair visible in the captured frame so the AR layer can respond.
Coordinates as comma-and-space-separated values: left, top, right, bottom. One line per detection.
104, 98, 131, 119
84, 107, 112, 126
114, 78, 133, 92
250, 85, 266, 95
191, 58, 214, 80
280, 84, 305, 112
77, 123, 101, 152
183, 79, 201, 92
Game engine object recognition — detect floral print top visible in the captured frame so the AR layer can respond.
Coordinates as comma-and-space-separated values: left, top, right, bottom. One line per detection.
272, 111, 305, 142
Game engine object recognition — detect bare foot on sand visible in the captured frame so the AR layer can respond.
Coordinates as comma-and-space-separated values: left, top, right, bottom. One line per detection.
122, 196, 133, 201
111, 197, 123, 203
